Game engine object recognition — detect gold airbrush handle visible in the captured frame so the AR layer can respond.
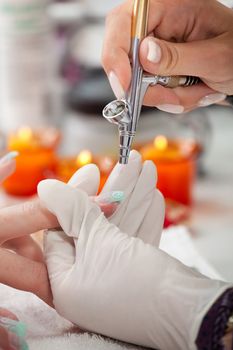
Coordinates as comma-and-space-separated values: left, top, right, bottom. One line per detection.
132, 0, 149, 40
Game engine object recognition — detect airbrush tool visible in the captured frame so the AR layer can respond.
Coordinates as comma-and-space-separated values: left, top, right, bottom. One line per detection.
102, 0, 199, 164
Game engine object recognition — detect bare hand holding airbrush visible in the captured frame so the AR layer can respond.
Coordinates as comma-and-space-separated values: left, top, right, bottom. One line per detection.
102, 0, 233, 114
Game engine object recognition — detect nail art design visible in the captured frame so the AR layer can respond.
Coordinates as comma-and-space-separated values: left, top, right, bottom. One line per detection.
94, 191, 125, 205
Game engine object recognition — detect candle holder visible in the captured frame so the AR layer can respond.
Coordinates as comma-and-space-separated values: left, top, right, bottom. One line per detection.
3, 127, 60, 197
138, 112, 209, 206
56, 151, 115, 192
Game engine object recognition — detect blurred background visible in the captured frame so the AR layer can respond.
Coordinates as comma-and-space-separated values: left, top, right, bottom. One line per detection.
0, 0, 233, 280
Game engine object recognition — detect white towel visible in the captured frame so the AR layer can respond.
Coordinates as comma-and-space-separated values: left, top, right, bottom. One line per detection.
1, 226, 224, 349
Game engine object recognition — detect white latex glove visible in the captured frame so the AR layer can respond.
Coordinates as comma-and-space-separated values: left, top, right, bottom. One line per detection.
69, 150, 164, 246
38, 179, 231, 350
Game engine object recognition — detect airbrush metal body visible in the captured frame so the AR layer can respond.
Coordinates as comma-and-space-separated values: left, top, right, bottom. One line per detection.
102, 0, 199, 164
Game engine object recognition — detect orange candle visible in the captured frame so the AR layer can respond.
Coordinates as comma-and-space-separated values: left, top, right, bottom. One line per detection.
56, 151, 115, 192
56, 150, 93, 183
3, 127, 59, 196
140, 136, 200, 205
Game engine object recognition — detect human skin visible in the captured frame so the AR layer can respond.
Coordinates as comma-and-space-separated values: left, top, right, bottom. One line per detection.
102, 0, 233, 112
0, 200, 116, 304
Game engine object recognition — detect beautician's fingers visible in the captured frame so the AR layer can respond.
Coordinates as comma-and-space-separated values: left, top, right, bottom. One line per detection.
115, 161, 158, 237
38, 180, 102, 239
2, 236, 44, 262
101, 150, 142, 225
140, 36, 233, 95
137, 190, 165, 246
101, 150, 142, 194
143, 83, 217, 113
119, 161, 165, 244
102, 3, 132, 97
68, 163, 100, 195
0, 248, 53, 306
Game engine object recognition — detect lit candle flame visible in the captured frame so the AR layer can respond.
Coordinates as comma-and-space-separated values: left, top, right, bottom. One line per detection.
154, 135, 168, 151
17, 127, 33, 142
76, 150, 92, 167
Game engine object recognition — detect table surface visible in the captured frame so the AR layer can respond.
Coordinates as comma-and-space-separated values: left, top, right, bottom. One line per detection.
189, 106, 233, 282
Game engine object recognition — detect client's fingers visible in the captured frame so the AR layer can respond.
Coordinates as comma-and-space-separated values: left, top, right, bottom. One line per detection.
0, 308, 18, 321
0, 199, 58, 245
0, 248, 53, 307
3, 236, 44, 262
0, 198, 116, 245
0, 326, 10, 350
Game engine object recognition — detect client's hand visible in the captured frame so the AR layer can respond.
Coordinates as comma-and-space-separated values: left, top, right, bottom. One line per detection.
0, 153, 43, 263
0, 151, 164, 308
38, 166, 231, 350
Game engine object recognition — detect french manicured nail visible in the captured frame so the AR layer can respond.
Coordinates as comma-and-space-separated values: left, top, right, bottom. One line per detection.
147, 39, 162, 63
156, 104, 184, 114
94, 191, 124, 205
198, 93, 226, 107
0, 151, 19, 165
108, 71, 125, 99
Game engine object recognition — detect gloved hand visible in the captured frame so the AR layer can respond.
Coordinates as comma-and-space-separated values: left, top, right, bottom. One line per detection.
96, 150, 164, 245
38, 153, 231, 350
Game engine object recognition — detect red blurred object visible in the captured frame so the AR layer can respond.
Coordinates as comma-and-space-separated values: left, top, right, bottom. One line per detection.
141, 137, 201, 205
164, 199, 190, 228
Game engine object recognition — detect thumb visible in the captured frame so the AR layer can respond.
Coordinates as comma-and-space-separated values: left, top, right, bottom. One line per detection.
140, 35, 230, 81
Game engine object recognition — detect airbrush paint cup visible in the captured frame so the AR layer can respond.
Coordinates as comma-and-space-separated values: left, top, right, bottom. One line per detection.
0, 317, 28, 350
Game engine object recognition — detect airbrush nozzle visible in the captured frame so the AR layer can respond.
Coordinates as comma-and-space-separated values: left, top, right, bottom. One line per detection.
119, 132, 134, 164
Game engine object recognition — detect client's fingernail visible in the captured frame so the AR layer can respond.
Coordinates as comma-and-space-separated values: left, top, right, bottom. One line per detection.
0, 151, 19, 165
198, 93, 226, 107
156, 104, 184, 114
0, 317, 28, 350
94, 191, 124, 205
0, 317, 26, 338
147, 39, 162, 63
108, 71, 125, 99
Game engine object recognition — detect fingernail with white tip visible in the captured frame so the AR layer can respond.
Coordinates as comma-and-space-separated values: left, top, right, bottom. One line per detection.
156, 104, 184, 114
147, 40, 162, 63
198, 93, 226, 107
108, 71, 125, 99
